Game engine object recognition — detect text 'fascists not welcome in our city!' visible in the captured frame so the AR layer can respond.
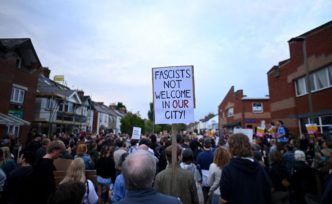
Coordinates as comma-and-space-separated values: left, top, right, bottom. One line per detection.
152, 66, 195, 124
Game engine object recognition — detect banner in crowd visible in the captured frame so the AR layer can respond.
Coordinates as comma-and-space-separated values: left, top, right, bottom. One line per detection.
132, 127, 142, 140
152, 65, 195, 124
233, 128, 253, 143
306, 124, 318, 135
268, 126, 277, 138
256, 127, 265, 137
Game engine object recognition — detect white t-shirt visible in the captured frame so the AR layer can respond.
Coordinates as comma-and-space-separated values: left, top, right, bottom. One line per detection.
84, 179, 98, 204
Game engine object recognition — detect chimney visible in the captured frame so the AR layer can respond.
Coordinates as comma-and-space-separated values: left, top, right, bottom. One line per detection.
109, 103, 116, 110
77, 90, 84, 98
40, 67, 51, 78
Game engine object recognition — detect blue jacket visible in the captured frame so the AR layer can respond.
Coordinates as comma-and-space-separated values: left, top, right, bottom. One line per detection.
196, 149, 214, 170
115, 188, 181, 204
75, 154, 94, 170
111, 174, 127, 202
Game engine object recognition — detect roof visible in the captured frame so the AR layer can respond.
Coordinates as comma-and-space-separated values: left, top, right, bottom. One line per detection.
37, 75, 82, 104
112, 109, 125, 117
0, 38, 42, 69
37, 75, 74, 98
289, 20, 332, 42
93, 102, 111, 114
242, 97, 270, 100
0, 113, 30, 126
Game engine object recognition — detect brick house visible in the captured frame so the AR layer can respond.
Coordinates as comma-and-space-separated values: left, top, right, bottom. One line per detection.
33, 74, 86, 136
218, 86, 271, 132
267, 21, 332, 138
0, 38, 42, 143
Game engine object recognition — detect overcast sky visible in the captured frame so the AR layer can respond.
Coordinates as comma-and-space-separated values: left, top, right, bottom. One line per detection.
1, 0, 331, 120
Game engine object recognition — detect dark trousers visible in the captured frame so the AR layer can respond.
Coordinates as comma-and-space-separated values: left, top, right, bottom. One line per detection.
202, 186, 210, 204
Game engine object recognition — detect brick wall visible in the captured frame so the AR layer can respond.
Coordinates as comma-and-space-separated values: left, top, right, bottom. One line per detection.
268, 21, 332, 137
0, 57, 40, 143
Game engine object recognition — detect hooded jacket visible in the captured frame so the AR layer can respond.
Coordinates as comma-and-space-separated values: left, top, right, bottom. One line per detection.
220, 157, 271, 204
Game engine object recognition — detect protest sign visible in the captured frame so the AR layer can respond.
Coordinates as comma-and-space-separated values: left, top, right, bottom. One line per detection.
256, 127, 265, 137
132, 127, 141, 140
152, 66, 195, 124
306, 124, 318, 135
233, 128, 253, 143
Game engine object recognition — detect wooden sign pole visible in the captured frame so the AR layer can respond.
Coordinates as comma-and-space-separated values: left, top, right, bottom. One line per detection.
171, 124, 177, 171
171, 124, 177, 195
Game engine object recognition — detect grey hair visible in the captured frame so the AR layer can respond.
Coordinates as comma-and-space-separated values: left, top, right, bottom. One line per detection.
122, 150, 156, 190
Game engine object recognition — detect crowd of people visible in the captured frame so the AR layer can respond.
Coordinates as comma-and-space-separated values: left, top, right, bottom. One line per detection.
0, 123, 331, 204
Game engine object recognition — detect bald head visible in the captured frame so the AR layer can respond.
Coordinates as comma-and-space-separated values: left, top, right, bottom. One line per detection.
138, 144, 149, 151
122, 150, 156, 190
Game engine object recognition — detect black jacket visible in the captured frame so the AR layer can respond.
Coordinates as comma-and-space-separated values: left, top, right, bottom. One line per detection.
220, 158, 272, 204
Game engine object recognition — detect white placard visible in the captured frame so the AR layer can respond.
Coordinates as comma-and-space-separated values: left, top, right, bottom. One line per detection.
152, 66, 195, 124
233, 128, 253, 143
132, 127, 141, 140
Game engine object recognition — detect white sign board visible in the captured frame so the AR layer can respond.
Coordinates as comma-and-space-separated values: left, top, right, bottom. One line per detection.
132, 127, 142, 140
152, 66, 195, 124
233, 128, 253, 143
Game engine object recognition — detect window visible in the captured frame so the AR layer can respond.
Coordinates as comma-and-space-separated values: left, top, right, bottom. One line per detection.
312, 69, 329, 91
328, 65, 332, 86
252, 102, 263, 113
59, 102, 70, 112
16, 57, 22, 69
67, 102, 74, 113
10, 87, 25, 104
295, 77, 307, 96
309, 74, 316, 91
47, 99, 55, 109
226, 107, 234, 117
7, 125, 20, 137
300, 115, 332, 140
59, 102, 64, 112
295, 65, 332, 97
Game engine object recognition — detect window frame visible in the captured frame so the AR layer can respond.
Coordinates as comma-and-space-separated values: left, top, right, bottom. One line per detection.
226, 107, 234, 117
295, 77, 307, 96
252, 102, 264, 113
10, 87, 25, 104
311, 68, 329, 91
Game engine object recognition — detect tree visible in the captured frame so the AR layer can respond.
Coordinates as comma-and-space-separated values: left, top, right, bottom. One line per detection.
120, 112, 145, 135
144, 119, 154, 134
148, 102, 154, 121
116, 102, 127, 113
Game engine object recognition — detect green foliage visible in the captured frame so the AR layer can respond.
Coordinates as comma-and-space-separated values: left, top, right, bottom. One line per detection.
120, 112, 145, 135
152, 124, 172, 134
116, 102, 127, 113
148, 102, 154, 121
176, 123, 187, 131
144, 119, 154, 134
